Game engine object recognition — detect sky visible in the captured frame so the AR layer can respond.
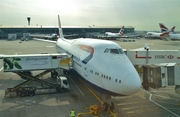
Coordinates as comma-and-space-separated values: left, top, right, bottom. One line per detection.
0, 0, 180, 31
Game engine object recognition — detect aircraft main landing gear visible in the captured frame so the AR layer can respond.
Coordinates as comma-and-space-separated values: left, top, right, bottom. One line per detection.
103, 102, 115, 112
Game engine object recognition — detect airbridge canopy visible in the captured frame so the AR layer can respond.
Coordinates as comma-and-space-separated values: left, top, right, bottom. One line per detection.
126, 49, 180, 65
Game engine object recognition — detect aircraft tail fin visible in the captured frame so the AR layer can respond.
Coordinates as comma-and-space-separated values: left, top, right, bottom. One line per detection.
119, 26, 124, 35
170, 26, 176, 33
159, 23, 169, 33
58, 15, 64, 39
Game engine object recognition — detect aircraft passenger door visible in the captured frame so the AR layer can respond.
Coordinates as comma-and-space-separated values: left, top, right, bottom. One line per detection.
84, 67, 88, 77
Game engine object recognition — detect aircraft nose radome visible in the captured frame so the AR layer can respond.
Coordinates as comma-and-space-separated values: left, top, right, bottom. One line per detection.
122, 73, 141, 95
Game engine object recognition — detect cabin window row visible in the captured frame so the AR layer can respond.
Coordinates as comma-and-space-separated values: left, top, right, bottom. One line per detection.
90, 70, 121, 83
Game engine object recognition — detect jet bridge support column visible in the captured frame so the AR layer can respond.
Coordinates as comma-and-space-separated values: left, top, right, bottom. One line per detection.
142, 63, 180, 94
142, 64, 161, 90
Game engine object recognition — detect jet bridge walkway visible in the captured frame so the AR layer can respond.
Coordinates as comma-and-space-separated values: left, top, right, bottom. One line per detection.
125, 48, 180, 94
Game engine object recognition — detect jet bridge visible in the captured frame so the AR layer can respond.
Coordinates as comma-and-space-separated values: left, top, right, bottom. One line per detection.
3, 53, 71, 97
125, 48, 180, 94
126, 49, 180, 65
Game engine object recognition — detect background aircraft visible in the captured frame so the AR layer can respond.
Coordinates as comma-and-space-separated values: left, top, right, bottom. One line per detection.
161, 31, 180, 40
145, 23, 175, 39
97, 26, 124, 40
30, 33, 58, 40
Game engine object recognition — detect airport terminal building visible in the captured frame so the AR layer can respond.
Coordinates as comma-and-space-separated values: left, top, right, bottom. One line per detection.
0, 26, 134, 40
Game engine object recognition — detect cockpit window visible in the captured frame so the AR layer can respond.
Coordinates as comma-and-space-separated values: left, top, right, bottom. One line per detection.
104, 49, 109, 53
104, 48, 124, 54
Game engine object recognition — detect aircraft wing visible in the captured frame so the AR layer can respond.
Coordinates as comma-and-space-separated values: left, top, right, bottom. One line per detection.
0, 39, 56, 59
33, 38, 57, 43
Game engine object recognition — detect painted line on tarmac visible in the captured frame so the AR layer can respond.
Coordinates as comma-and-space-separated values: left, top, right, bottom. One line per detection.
141, 88, 180, 117
15, 52, 22, 55
68, 75, 84, 96
153, 94, 172, 99
0, 67, 3, 72
78, 78, 103, 104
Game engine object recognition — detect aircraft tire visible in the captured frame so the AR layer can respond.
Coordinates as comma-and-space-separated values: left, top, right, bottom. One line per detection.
103, 102, 109, 112
28, 91, 35, 96
109, 102, 115, 111
20, 92, 26, 97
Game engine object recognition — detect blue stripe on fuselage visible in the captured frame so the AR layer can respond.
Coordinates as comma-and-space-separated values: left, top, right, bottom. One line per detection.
82, 54, 93, 64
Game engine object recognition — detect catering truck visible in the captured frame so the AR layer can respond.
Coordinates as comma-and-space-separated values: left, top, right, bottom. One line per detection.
3, 53, 71, 97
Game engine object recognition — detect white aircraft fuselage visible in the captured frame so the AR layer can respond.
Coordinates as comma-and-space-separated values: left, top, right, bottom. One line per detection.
105, 32, 121, 37
56, 38, 141, 96
169, 34, 180, 40
146, 32, 162, 38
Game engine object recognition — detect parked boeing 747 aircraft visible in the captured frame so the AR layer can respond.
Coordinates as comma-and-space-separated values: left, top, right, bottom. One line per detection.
97, 26, 124, 40
146, 23, 175, 39
34, 15, 141, 111
105, 26, 124, 37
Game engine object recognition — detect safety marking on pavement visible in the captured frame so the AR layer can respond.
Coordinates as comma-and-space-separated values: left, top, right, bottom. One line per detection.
127, 111, 135, 114
125, 107, 163, 114
0, 67, 3, 72
135, 107, 163, 113
68, 76, 84, 96
46, 46, 54, 48
122, 108, 131, 110
122, 105, 149, 110
117, 100, 149, 106
15, 52, 22, 55
142, 88, 180, 117
78, 78, 103, 104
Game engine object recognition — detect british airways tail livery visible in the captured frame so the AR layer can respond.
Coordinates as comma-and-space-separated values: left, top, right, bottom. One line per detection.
159, 23, 176, 33
146, 23, 175, 39
35, 15, 141, 96
159, 23, 169, 32
160, 27, 180, 40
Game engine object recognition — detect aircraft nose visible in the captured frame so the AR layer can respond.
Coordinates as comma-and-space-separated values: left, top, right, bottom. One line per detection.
122, 73, 141, 95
